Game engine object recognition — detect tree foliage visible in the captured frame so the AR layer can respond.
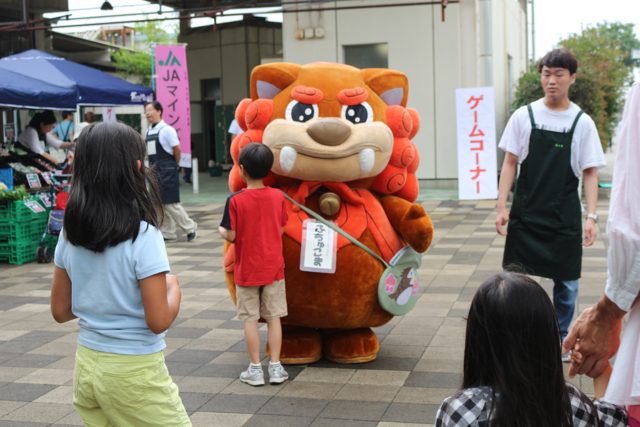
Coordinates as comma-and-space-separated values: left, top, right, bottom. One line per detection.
596, 21, 640, 68
513, 26, 633, 149
111, 20, 177, 88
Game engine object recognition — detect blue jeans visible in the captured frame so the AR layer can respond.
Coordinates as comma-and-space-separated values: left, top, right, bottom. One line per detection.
183, 167, 192, 182
553, 279, 579, 343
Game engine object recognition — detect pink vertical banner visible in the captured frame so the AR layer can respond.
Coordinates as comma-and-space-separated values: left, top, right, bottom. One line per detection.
154, 45, 191, 168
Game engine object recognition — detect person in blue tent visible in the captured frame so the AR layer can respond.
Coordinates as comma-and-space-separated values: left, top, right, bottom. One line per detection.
17, 110, 73, 164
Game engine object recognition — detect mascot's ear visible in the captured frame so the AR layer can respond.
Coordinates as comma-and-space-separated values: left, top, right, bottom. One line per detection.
250, 63, 301, 101
362, 69, 409, 108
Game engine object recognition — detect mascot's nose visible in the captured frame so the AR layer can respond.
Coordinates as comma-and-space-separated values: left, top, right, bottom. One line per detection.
307, 118, 352, 146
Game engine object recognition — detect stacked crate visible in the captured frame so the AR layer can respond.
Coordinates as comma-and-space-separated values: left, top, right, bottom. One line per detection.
0, 198, 49, 265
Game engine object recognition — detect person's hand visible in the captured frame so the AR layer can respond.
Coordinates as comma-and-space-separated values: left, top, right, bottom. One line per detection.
583, 218, 597, 247
562, 302, 623, 378
495, 207, 509, 236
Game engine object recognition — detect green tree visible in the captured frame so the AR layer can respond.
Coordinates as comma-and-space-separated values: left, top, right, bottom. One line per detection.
513, 26, 631, 149
111, 20, 177, 87
596, 21, 640, 68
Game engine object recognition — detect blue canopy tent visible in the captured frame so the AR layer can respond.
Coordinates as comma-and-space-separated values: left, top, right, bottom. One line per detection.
0, 49, 154, 110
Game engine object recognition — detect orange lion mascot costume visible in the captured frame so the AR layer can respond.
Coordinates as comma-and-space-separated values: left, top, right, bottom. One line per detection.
223, 62, 434, 364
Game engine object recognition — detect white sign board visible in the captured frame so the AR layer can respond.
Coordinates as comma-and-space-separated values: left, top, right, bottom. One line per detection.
102, 106, 116, 122
455, 87, 498, 200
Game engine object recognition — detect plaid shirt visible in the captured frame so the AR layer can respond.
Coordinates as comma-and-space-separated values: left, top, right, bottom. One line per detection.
435, 384, 627, 427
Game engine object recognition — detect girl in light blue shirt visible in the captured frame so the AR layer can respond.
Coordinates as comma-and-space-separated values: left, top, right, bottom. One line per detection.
51, 121, 191, 427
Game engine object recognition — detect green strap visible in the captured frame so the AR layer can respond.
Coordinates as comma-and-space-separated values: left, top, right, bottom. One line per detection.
281, 191, 390, 268
569, 110, 584, 134
527, 104, 537, 128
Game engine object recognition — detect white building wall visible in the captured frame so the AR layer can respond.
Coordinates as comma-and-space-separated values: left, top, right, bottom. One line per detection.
281, 0, 528, 184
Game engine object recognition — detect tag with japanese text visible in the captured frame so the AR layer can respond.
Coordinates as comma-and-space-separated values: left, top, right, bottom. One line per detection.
38, 193, 52, 207
40, 172, 52, 185
300, 219, 338, 274
26, 174, 41, 189
24, 200, 45, 213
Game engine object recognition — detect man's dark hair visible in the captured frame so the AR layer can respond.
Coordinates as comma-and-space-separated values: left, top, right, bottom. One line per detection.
64, 121, 164, 253
62, 111, 74, 120
538, 49, 578, 75
145, 101, 163, 117
85, 111, 94, 122
238, 143, 273, 180
28, 110, 56, 130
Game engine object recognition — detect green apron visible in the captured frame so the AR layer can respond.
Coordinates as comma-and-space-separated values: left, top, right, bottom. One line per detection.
503, 104, 583, 281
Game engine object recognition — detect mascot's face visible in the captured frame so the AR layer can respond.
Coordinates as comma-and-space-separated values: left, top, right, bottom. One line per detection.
251, 63, 409, 183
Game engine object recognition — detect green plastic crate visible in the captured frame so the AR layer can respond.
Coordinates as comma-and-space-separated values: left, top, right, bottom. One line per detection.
0, 217, 48, 244
0, 199, 49, 222
0, 239, 40, 265
43, 234, 59, 256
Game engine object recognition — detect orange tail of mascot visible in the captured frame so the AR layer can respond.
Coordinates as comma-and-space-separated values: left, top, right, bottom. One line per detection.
224, 62, 433, 364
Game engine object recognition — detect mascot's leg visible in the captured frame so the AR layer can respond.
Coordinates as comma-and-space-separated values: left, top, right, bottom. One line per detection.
266, 325, 322, 364
320, 328, 379, 364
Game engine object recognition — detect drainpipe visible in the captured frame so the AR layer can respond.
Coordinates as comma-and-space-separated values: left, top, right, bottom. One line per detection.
480, 0, 492, 87
531, 0, 536, 61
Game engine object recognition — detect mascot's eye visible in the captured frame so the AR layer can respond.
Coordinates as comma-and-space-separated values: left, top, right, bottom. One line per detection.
286, 100, 319, 123
341, 102, 373, 124
407, 269, 414, 279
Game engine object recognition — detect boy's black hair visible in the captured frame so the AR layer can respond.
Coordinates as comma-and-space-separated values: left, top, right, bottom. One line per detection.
145, 101, 163, 116
238, 143, 274, 180
28, 110, 56, 130
62, 111, 74, 120
462, 271, 599, 427
64, 121, 164, 253
538, 48, 578, 75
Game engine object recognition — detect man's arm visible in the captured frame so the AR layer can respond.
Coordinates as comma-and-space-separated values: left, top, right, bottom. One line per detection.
218, 226, 236, 243
495, 152, 518, 236
563, 294, 626, 378
172, 145, 181, 165
582, 167, 598, 247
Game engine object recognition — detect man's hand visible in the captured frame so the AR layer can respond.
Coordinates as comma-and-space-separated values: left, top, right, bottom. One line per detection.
562, 295, 625, 378
495, 207, 509, 236
583, 218, 597, 247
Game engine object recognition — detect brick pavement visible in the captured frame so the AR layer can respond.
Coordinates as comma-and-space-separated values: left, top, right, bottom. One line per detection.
0, 190, 614, 426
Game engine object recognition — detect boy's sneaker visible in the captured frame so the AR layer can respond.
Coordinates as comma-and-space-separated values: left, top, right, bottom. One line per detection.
268, 362, 289, 384
187, 223, 197, 242
240, 365, 265, 387
164, 237, 178, 243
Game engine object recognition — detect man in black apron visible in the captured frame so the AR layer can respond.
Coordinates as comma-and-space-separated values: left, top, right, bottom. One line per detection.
495, 49, 606, 360
145, 101, 197, 243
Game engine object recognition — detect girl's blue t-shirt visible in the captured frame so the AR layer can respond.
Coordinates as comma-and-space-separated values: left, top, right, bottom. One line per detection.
54, 222, 170, 355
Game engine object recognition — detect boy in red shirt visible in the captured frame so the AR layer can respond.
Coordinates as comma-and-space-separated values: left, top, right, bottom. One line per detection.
218, 143, 289, 386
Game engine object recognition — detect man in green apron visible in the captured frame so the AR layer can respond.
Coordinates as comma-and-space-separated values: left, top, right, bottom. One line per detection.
495, 49, 606, 360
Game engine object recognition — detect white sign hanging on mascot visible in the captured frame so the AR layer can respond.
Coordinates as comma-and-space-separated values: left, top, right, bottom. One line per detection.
455, 87, 498, 200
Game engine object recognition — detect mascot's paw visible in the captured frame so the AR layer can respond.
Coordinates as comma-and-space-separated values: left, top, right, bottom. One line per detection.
322, 328, 379, 364
400, 204, 433, 253
267, 327, 322, 365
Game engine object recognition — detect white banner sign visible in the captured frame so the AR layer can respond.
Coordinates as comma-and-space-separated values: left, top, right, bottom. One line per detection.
455, 87, 498, 200
102, 106, 116, 121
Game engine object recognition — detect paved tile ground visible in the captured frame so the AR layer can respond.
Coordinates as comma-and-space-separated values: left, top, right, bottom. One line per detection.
0, 187, 618, 427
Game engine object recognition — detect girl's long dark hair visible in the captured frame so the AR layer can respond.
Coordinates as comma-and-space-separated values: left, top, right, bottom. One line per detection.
463, 272, 598, 427
64, 121, 164, 252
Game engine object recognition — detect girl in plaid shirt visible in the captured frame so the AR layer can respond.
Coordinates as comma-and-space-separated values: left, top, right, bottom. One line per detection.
435, 272, 627, 427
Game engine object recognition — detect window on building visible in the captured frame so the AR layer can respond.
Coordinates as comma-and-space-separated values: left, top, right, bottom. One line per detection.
344, 43, 388, 69
202, 78, 221, 101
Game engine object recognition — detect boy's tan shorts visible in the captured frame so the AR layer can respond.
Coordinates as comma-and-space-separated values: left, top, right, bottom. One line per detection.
235, 279, 288, 322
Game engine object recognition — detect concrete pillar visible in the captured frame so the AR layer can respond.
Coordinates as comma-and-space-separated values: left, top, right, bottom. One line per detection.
180, 11, 191, 34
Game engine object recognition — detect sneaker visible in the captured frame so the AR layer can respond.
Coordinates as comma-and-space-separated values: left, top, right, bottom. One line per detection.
268, 362, 289, 384
187, 223, 197, 242
240, 366, 265, 387
184, 180, 192, 185
164, 237, 178, 243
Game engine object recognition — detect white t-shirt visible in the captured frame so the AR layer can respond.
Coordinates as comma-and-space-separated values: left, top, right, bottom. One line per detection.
17, 126, 63, 155
499, 99, 606, 178
146, 120, 180, 155
228, 119, 242, 136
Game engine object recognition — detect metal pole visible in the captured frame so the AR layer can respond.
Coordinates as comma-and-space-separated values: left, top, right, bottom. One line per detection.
151, 43, 156, 92
531, 0, 535, 61
192, 157, 199, 194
